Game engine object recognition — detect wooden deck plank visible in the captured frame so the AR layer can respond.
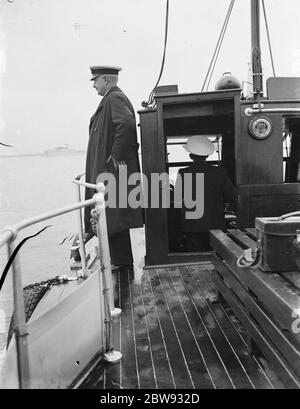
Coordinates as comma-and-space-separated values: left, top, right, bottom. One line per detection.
79, 258, 290, 389
102, 270, 122, 389
147, 269, 194, 388
281, 271, 300, 292
130, 279, 157, 389
244, 228, 257, 240
183, 264, 255, 389
157, 267, 215, 389
227, 229, 257, 250
117, 269, 139, 389
78, 359, 104, 389
167, 265, 234, 389
140, 271, 176, 389
202, 267, 274, 389
219, 302, 283, 389
188, 264, 263, 389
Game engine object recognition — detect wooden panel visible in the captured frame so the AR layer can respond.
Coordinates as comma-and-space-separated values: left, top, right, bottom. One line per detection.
210, 230, 300, 347
187, 264, 273, 389
227, 229, 257, 250
267, 77, 300, 100
212, 270, 300, 388
154, 89, 241, 105
213, 257, 300, 379
162, 100, 233, 119
139, 110, 167, 265
236, 112, 283, 185
237, 183, 300, 228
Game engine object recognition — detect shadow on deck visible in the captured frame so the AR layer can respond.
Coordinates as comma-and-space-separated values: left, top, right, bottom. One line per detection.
78, 262, 284, 389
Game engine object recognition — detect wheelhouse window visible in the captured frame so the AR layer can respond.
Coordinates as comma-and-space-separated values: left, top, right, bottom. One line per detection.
283, 117, 300, 183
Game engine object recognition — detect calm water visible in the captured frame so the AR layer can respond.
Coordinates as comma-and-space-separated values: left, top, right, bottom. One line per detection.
0, 154, 87, 355
0, 154, 145, 372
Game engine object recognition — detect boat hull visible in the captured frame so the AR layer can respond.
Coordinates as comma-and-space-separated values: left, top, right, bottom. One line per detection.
0, 269, 105, 389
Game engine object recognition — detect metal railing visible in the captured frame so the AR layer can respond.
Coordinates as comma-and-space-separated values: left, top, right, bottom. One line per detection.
0, 178, 121, 389
245, 107, 300, 116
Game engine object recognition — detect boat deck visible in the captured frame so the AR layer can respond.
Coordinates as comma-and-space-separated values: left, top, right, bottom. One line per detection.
78, 262, 285, 389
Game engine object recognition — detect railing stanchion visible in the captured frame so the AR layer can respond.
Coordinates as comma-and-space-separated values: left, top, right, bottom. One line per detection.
96, 252, 106, 353
75, 183, 88, 278
94, 184, 121, 319
8, 240, 30, 389
94, 184, 122, 364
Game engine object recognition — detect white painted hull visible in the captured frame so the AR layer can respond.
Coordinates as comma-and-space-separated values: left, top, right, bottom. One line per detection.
0, 268, 105, 389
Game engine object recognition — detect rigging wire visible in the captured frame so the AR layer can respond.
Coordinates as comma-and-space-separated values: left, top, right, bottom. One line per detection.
142, 0, 169, 108
205, 0, 235, 92
202, 0, 235, 92
0, 225, 52, 291
262, 0, 276, 77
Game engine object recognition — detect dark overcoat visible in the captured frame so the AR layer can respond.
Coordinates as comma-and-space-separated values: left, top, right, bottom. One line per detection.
176, 160, 236, 232
84, 86, 144, 236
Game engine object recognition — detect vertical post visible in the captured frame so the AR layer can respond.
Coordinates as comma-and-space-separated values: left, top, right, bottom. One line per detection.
94, 184, 121, 319
75, 183, 88, 278
96, 256, 106, 353
8, 240, 30, 389
251, 0, 263, 97
94, 184, 122, 363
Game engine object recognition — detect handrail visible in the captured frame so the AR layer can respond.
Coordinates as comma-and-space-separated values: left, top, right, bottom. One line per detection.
0, 197, 98, 249
245, 107, 300, 116
0, 182, 106, 389
73, 179, 98, 190
71, 175, 97, 278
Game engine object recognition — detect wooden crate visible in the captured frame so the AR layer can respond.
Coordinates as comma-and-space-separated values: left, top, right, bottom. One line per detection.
255, 217, 300, 272
210, 228, 300, 389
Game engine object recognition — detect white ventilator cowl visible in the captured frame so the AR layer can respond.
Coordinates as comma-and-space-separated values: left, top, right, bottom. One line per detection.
184, 135, 215, 156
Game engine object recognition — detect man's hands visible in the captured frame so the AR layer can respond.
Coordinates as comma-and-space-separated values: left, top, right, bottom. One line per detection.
108, 154, 126, 171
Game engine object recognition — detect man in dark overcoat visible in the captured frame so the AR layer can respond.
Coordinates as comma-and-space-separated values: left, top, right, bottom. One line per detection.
84, 65, 143, 268
175, 135, 236, 252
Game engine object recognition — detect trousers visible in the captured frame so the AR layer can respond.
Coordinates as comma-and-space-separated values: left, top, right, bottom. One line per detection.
109, 229, 133, 265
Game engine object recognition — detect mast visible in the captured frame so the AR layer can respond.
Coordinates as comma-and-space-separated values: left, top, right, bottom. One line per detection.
251, 0, 263, 97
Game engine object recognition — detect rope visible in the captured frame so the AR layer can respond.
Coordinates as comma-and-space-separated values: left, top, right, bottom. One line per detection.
142, 0, 169, 108
236, 244, 261, 268
278, 211, 300, 221
262, 0, 276, 77
0, 225, 51, 291
202, 0, 235, 92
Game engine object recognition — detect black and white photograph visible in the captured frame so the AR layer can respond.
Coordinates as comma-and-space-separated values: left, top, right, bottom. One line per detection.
1, 0, 300, 392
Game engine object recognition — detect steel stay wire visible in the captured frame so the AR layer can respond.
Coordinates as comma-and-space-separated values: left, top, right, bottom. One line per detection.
202, 0, 235, 92
142, 0, 169, 108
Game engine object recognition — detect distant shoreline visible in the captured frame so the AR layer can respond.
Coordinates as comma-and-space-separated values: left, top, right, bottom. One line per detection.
0, 152, 86, 158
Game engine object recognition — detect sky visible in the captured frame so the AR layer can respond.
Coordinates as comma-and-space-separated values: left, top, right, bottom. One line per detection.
0, 0, 300, 154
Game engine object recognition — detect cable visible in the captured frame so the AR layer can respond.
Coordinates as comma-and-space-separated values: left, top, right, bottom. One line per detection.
0, 225, 52, 291
142, 0, 169, 108
205, 0, 235, 91
202, 0, 235, 92
262, 0, 276, 77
